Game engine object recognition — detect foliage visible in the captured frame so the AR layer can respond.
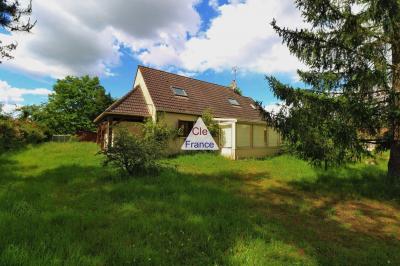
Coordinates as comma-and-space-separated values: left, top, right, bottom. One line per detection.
0, 142, 399, 265
266, 81, 369, 169
14, 76, 113, 135
16, 104, 52, 137
17, 119, 46, 144
202, 108, 219, 138
17, 104, 45, 121
40, 76, 113, 134
102, 119, 174, 176
0, 116, 46, 152
0, 0, 36, 62
234, 87, 243, 96
0, 103, 6, 119
143, 117, 176, 145
267, 1, 400, 176
101, 129, 166, 176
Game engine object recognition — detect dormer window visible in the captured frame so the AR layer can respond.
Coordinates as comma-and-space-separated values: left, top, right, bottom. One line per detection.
172, 87, 188, 97
228, 98, 240, 106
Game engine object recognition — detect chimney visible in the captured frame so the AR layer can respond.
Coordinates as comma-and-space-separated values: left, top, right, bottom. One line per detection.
230, 66, 238, 90
230, 79, 237, 90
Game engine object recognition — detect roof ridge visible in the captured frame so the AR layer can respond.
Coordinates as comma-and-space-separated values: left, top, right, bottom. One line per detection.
138, 65, 251, 100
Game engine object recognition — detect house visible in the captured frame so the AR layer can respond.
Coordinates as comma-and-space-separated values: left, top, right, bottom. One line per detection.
94, 66, 282, 159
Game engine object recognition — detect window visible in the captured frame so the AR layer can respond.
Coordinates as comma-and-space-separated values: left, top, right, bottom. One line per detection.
228, 98, 240, 106
267, 127, 279, 147
237, 124, 251, 147
178, 120, 194, 137
172, 87, 188, 97
253, 125, 266, 147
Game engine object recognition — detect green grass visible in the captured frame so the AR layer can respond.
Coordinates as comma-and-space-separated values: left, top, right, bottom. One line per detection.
0, 142, 399, 265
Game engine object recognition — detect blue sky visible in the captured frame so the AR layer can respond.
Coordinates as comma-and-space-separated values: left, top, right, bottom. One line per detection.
0, 0, 305, 113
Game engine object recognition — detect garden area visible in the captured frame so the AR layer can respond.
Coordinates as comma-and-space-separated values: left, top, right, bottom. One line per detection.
0, 142, 399, 265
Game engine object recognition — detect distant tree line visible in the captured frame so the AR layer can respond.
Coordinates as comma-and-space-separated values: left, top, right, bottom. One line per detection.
19, 76, 114, 135
0, 76, 114, 152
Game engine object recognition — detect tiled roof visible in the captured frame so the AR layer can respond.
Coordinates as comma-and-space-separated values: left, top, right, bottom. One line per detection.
94, 86, 150, 122
139, 66, 265, 121
106, 85, 150, 116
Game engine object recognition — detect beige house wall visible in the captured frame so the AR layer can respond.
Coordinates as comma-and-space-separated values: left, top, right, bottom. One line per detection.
114, 121, 144, 136
267, 127, 281, 147
133, 69, 156, 121
160, 112, 199, 128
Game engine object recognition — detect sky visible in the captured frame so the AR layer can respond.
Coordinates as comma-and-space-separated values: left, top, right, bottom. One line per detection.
0, 0, 307, 114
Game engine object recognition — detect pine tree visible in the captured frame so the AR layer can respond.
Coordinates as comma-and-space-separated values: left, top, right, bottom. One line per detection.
0, 0, 35, 62
267, 0, 400, 178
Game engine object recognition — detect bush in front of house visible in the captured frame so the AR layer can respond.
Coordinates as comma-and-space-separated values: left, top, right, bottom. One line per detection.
101, 120, 173, 176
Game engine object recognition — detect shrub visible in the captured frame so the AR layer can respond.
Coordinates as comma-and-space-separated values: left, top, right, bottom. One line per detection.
0, 119, 19, 151
202, 109, 219, 138
0, 117, 46, 152
143, 118, 177, 145
101, 126, 170, 176
18, 121, 46, 144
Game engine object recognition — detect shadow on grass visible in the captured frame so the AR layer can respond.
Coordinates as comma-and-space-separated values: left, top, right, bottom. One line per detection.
0, 156, 19, 184
0, 159, 399, 265
291, 165, 400, 202
240, 182, 400, 265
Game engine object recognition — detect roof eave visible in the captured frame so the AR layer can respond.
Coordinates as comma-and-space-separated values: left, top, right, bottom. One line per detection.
94, 112, 151, 124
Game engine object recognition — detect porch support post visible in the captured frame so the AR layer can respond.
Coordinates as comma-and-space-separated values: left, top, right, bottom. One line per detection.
107, 117, 113, 149
232, 121, 236, 160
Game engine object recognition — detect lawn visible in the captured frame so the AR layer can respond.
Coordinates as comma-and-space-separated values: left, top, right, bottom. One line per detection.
0, 142, 399, 265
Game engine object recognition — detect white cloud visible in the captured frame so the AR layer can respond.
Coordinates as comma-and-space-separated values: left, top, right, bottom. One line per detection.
176, 70, 197, 77
139, 44, 183, 68
0, 80, 52, 113
1, 104, 22, 114
1, 0, 201, 78
264, 101, 283, 114
142, 0, 306, 74
1, 0, 305, 79
209, 0, 219, 10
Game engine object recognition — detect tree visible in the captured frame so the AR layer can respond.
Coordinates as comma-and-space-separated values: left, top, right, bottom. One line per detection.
0, 0, 36, 62
43, 76, 114, 134
0, 103, 4, 119
267, 0, 400, 178
17, 104, 44, 121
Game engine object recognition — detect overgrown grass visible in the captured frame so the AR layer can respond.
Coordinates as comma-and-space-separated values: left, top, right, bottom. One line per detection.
0, 142, 399, 265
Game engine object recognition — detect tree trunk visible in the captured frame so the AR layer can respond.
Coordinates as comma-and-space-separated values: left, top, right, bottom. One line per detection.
388, 26, 400, 179
388, 142, 400, 178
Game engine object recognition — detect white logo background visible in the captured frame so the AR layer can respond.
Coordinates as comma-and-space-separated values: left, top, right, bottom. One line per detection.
181, 118, 219, 150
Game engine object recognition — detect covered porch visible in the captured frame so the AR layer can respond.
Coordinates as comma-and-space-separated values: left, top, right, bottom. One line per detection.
95, 113, 148, 150
215, 118, 281, 160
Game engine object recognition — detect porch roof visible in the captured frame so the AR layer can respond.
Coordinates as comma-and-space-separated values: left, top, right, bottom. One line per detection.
94, 85, 150, 123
